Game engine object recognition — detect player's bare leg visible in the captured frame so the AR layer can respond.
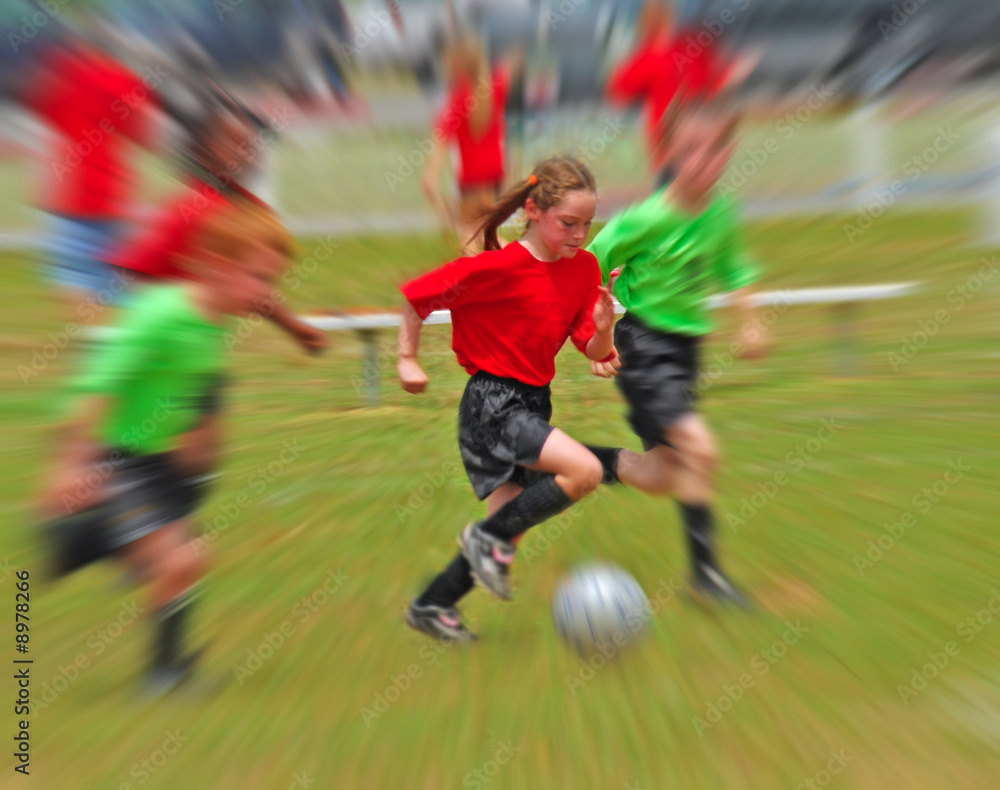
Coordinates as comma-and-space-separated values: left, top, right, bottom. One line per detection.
667, 414, 748, 606
122, 521, 207, 693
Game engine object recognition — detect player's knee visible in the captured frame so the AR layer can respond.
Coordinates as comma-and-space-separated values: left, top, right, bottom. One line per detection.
696, 441, 720, 471
575, 454, 604, 497
161, 545, 205, 586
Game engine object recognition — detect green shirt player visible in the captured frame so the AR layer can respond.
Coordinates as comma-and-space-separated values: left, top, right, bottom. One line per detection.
43, 200, 293, 694
584, 108, 771, 606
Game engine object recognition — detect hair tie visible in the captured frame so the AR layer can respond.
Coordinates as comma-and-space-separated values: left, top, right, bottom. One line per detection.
528, 174, 538, 186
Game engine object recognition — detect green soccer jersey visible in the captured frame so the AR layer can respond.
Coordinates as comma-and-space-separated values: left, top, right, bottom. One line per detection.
74, 284, 229, 455
587, 189, 759, 336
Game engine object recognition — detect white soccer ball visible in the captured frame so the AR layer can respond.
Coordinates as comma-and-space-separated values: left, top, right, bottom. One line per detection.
552, 563, 650, 655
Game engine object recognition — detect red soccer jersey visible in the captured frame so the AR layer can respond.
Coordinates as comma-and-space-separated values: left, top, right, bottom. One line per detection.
435, 66, 509, 189
111, 179, 266, 280
608, 29, 729, 150
402, 242, 602, 386
32, 44, 153, 219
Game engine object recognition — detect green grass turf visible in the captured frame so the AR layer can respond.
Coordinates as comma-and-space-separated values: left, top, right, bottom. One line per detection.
0, 208, 998, 789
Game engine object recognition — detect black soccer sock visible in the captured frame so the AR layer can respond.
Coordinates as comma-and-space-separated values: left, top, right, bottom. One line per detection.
584, 445, 623, 485
417, 552, 475, 609
152, 589, 196, 670
480, 476, 574, 543
679, 502, 718, 573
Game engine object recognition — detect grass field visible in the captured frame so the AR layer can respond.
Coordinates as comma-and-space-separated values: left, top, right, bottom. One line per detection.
1, 199, 998, 789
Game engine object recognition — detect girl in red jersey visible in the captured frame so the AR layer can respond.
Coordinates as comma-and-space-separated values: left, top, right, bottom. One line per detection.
398, 157, 620, 642
422, 36, 513, 256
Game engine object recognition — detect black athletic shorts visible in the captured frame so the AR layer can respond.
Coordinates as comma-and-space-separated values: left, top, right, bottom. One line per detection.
458, 371, 555, 500
614, 313, 701, 450
45, 452, 212, 578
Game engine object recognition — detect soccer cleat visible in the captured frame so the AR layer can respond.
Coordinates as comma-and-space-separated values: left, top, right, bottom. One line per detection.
406, 600, 477, 643
139, 652, 201, 699
460, 522, 515, 601
690, 564, 752, 609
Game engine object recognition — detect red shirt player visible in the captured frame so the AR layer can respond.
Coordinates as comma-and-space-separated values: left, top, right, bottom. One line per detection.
398, 157, 622, 643
30, 37, 155, 304
109, 101, 326, 354
421, 37, 514, 255
607, 0, 735, 183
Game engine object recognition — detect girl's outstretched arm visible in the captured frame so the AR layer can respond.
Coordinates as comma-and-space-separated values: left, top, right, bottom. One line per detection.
731, 288, 772, 359
398, 301, 429, 393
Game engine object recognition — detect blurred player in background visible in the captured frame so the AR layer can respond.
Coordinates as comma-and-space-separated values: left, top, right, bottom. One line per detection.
110, 85, 327, 355
399, 157, 620, 641
26, 24, 157, 319
606, 0, 753, 188
42, 199, 293, 695
586, 107, 770, 606
421, 35, 516, 256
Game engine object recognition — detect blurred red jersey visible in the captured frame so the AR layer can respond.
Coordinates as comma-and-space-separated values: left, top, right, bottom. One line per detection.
608, 29, 730, 150
434, 67, 509, 189
32, 43, 153, 218
111, 180, 267, 280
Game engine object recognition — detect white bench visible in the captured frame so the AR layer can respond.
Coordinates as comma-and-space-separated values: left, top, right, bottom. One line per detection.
304, 283, 922, 405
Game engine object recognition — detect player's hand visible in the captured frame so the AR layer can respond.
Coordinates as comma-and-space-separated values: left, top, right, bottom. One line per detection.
592, 287, 616, 335
590, 347, 621, 378
736, 327, 772, 360
294, 321, 329, 356
398, 356, 428, 394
